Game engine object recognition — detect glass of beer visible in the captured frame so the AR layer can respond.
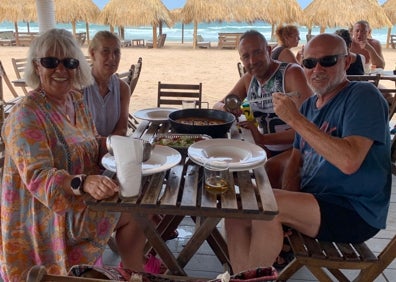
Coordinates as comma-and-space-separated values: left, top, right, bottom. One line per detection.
204, 160, 230, 194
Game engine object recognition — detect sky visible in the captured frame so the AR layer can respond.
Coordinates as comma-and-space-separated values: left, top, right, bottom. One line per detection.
93, 0, 387, 10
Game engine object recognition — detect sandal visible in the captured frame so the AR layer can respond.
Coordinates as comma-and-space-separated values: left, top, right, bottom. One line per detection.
163, 229, 179, 241
143, 254, 167, 274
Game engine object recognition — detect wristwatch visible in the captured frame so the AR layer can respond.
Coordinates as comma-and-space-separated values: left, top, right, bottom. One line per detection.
71, 174, 87, 196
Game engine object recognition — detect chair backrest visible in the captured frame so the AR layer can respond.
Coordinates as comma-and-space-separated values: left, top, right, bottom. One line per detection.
158, 34, 167, 48
237, 62, 246, 77
129, 57, 142, 95
157, 81, 203, 108
11, 58, 28, 95
0, 60, 19, 98
347, 74, 381, 87
116, 57, 142, 96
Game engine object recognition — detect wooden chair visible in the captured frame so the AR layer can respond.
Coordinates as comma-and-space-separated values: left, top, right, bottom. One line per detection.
146, 34, 167, 48
0, 60, 24, 114
277, 231, 396, 282
237, 62, 246, 77
12, 58, 29, 95
157, 81, 208, 108
347, 74, 381, 87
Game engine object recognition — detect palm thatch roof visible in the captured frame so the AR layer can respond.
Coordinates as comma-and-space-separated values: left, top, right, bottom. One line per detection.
97, 0, 173, 48
0, 0, 37, 33
180, 0, 252, 48
304, 0, 392, 33
382, 0, 396, 47
55, 0, 100, 40
247, 0, 304, 40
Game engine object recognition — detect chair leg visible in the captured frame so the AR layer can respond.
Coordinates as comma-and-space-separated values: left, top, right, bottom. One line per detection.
277, 258, 303, 281
306, 265, 334, 282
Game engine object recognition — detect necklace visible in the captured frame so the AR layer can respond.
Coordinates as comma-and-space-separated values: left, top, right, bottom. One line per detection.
39, 89, 75, 124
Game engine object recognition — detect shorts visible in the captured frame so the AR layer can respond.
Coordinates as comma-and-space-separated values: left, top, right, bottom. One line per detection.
315, 196, 379, 243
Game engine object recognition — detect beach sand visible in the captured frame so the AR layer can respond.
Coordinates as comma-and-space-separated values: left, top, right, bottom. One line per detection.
1, 42, 396, 114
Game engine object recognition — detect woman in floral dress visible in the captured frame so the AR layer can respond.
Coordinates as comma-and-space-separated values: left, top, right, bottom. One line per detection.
0, 29, 146, 281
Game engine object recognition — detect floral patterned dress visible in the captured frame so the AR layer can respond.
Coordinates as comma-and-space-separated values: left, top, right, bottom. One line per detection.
0, 90, 120, 281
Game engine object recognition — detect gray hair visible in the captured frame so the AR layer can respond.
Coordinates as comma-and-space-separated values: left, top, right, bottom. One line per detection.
24, 28, 93, 89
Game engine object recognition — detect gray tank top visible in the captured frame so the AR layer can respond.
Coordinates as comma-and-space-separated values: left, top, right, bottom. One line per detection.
247, 62, 292, 152
83, 74, 121, 136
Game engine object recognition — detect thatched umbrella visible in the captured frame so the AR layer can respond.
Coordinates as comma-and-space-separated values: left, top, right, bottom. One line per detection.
303, 0, 392, 34
0, 0, 37, 33
54, 0, 100, 43
97, 0, 173, 48
248, 0, 304, 41
383, 0, 396, 48
179, 0, 254, 48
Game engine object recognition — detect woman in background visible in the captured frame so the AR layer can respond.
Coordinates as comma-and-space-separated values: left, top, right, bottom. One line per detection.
335, 29, 365, 75
271, 25, 301, 64
83, 31, 130, 137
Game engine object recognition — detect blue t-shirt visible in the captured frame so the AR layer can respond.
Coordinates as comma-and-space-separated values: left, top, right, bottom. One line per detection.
294, 81, 391, 229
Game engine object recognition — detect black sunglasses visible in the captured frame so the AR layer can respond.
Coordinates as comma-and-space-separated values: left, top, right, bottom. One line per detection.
302, 54, 347, 69
38, 57, 80, 70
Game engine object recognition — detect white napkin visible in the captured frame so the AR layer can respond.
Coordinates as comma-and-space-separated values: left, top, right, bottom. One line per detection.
110, 135, 144, 198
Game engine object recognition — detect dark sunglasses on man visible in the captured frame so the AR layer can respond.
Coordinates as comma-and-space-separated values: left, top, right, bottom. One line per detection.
38, 57, 80, 70
302, 54, 347, 69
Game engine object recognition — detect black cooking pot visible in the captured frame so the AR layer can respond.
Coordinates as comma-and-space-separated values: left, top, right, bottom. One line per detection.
168, 109, 235, 138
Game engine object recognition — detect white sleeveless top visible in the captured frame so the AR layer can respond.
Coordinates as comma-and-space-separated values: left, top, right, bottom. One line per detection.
83, 74, 121, 136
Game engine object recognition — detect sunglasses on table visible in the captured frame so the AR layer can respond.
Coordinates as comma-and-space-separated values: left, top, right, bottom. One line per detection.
38, 57, 80, 69
302, 54, 347, 69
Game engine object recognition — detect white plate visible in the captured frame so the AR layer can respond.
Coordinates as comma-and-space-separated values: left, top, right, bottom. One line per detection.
133, 107, 177, 122
102, 145, 182, 175
188, 139, 267, 171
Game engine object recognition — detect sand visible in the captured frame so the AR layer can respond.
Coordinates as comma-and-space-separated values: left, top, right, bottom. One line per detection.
1, 42, 396, 114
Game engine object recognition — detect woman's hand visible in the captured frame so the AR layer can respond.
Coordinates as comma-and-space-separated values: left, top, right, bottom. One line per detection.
83, 175, 119, 200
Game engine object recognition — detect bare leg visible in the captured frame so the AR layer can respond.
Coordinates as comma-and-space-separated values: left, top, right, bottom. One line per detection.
225, 189, 321, 273
264, 149, 292, 189
114, 212, 146, 271
225, 218, 283, 273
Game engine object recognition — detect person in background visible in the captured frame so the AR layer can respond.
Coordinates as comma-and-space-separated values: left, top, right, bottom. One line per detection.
350, 20, 385, 69
83, 31, 130, 137
335, 29, 365, 75
224, 33, 390, 273
271, 25, 301, 64
0, 28, 146, 280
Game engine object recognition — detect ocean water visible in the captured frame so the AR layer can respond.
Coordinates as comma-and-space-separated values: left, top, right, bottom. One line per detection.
1, 20, 396, 44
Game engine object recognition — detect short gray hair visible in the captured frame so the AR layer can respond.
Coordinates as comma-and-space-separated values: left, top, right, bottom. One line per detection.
24, 28, 93, 89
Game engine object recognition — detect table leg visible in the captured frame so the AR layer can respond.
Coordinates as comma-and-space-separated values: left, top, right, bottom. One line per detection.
191, 217, 232, 271
133, 213, 187, 276
176, 217, 221, 268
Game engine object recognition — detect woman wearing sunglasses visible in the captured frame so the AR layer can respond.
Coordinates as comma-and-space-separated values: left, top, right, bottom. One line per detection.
0, 29, 146, 280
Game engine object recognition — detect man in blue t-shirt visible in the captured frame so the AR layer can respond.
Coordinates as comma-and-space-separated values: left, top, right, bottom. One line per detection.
224, 33, 391, 273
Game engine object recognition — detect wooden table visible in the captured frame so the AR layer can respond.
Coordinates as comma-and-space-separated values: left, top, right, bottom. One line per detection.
86, 120, 278, 276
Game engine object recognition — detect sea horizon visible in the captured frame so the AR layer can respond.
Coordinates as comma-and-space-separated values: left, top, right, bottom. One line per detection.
1, 20, 396, 45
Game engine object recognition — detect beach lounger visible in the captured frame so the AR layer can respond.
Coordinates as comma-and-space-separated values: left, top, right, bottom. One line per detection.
197, 35, 210, 48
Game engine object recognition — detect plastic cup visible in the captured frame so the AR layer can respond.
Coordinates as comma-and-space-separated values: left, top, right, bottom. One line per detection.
182, 100, 196, 109
204, 160, 230, 194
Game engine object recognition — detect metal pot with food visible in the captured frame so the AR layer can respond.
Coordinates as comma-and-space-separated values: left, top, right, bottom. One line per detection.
168, 109, 235, 138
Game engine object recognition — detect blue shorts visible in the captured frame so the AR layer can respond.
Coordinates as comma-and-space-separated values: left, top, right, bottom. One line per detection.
315, 196, 379, 243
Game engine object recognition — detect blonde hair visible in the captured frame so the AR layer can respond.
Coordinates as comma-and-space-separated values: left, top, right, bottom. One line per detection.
24, 28, 93, 89
275, 25, 299, 45
88, 30, 121, 53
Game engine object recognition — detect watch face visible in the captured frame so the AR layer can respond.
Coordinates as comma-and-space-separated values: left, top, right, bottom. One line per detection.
71, 176, 82, 190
